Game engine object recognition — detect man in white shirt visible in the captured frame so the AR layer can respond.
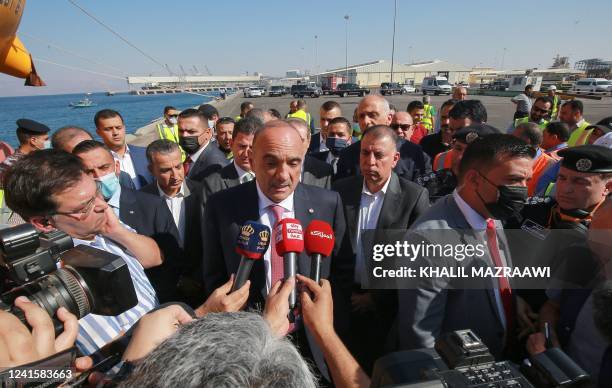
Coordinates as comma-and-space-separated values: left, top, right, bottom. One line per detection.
94, 109, 153, 189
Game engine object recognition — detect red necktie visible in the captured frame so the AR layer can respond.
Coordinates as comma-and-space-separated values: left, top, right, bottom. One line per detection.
269, 205, 284, 285
183, 156, 193, 176
486, 219, 514, 329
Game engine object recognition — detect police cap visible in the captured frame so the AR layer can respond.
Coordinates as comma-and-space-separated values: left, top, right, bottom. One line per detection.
558, 145, 612, 173
452, 124, 500, 144
16, 119, 51, 134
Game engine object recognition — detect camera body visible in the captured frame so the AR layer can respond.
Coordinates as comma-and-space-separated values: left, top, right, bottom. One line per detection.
0, 224, 138, 333
371, 330, 590, 388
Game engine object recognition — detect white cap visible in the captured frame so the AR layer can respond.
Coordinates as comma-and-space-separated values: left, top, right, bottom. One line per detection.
594, 132, 612, 149
548, 85, 557, 91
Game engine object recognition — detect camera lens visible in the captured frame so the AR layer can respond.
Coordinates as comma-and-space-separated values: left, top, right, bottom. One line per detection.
28, 267, 92, 320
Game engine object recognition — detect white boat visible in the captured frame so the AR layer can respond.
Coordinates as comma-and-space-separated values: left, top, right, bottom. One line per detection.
69, 98, 96, 108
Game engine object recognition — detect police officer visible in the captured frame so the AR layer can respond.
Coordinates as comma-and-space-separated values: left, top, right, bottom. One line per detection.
416, 124, 500, 202
0, 119, 51, 184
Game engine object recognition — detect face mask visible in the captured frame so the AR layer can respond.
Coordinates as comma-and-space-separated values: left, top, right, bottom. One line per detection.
179, 136, 201, 154
477, 172, 528, 221
96, 172, 120, 200
325, 137, 348, 156
168, 117, 178, 125
43, 140, 51, 149
208, 120, 216, 130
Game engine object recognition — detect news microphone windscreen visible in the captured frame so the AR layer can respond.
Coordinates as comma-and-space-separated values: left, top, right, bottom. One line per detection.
235, 221, 271, 259
305, 220, 335, 257
274, 218, 304, 255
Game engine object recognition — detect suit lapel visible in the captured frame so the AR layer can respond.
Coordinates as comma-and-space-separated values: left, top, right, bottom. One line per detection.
221, 163, 240, 189
293, 184, 316, 276
240, 182, 267, 298
376, 173, 401, 229
343, 177, 363, 252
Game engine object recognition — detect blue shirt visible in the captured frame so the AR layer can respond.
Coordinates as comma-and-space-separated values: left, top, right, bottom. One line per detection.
72, 233, 158, 355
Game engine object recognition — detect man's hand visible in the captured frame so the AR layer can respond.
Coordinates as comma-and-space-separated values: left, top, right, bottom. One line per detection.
99, 206, 125, 240
122, 305, 193, 362
298, 274, 334, 341
0, 296, 78, 369
263, 278, 294, 337
526, 333, 547, 355
195, 275, 250, 317
516, 296, 538, 339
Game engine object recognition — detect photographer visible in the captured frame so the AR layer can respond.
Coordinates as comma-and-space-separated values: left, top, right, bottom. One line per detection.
3, 150, 162, 356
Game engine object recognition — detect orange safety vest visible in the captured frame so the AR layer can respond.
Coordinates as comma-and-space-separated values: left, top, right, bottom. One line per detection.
527, 150, 557, 196
433, 150, 454, 171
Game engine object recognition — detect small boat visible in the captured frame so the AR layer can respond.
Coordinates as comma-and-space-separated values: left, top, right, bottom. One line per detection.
106, 91, 116, 96
69, 98, 96, 108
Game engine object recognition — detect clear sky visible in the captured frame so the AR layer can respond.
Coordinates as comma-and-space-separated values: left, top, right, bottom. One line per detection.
1, 0, 611, 96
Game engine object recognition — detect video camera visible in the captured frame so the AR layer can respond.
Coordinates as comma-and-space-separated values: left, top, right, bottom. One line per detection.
371, 330, 591, 388
0, 224, 138, 334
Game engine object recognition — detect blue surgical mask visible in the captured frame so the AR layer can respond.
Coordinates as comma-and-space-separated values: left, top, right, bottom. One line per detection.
325, 137, 349, 156
97, 172, 120, 200
43, 140, 51, 149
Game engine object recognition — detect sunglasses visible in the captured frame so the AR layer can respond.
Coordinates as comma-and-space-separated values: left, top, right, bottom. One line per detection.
390, 124, 414, 131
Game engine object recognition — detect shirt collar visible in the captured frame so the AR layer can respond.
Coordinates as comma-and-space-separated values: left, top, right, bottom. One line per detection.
157, 181, 187, 199
256, 180, 294, 213
108, 184, 122, 209
452, 189, 487, 230
110, 144, 130, 160
233, 161, 252, 181
546, 143, 567, 153
362, 176, 391, 197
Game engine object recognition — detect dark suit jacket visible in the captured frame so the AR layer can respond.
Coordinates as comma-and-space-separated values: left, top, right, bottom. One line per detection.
302, 155, 333, 189
420, 132, 450, 161
188, 142, 230, 182
396, 194, 513, 358
201, 162, 242, 206
140, 179, 204, 281
118, 171, 136, 190
127, 145, 154, 187
119, 187, 182, 303
202, 181, 350, 379
336, 139, 432, 182
310, 150, 330, 164
308, 133, 323, 154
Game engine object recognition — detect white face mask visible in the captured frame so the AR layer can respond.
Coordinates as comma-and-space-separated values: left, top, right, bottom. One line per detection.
208, 120, 215, 130
168, 117, 178, 125
43, 140, 51, 149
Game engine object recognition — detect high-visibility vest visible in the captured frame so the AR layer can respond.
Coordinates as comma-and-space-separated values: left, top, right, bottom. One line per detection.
0, 189, 4, 208
567, 121, 592, 147
527, 151, 557, 196
235, 115, 242, 122
422, 104, 434, 132
287, 109, 312, 126
551, 95, 560, 118
433, 150, 454, 171
157, 123, 179, 143
514, 116, 549, 130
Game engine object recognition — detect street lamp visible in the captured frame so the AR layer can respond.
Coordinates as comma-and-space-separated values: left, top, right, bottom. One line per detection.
344, 14, 349, 82
390, 0, 397, 83
500, 47, 507, 70
314, 34, 318, 84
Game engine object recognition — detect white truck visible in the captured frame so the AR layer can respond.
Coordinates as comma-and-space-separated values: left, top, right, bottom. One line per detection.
421, 76, 452, 95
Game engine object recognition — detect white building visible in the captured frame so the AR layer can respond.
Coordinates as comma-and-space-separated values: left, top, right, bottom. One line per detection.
317, 59, 471, 87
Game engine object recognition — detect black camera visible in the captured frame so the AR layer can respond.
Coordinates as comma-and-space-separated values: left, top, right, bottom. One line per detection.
0, 224, 138, 334
371, 330, 591, 388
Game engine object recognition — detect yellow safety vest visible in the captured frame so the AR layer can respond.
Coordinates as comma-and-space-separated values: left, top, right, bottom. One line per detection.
422, 104, 434, 132
287, 109, 312, 126
157, 123, 180, 143
551, 95, 560, 119
514, 117, 548, 130
567, 121, 592, 147
234, 115, 242, 122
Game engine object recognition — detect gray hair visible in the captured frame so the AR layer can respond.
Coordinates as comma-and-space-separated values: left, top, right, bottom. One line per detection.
119, 312, 317, 388
146, 139, 181, 164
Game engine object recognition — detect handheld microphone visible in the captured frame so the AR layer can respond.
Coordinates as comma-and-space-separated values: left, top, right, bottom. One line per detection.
231, 221, 271, 292
304, 220, 335, 284
274, 218, 304, 308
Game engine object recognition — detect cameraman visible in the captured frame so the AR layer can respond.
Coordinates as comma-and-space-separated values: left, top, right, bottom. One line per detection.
3, 150, 162, 356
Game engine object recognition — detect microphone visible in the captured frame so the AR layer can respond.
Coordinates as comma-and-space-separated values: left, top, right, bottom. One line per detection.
274, 218, 304, 308
304, 220, 335, 284
231, 221, 271, 292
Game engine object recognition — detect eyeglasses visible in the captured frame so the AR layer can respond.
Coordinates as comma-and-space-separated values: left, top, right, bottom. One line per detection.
390, 124, 414, 131
49, 188, 103, 221
167, 114, 179, 118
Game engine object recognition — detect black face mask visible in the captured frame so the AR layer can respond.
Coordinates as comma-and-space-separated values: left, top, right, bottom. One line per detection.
476, 172, 528, 221
325, 137, 348, 156
179, 136, 201, 154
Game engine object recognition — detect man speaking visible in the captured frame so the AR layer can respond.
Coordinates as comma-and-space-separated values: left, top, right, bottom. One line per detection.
201, 120, 349, 381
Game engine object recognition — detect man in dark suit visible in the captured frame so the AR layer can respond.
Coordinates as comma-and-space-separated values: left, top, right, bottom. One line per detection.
396, 134, 536, 359
311, 117, 354, 175
94, 109, 153, 189
308, 100, 343, 154
201, 117, 261, 205
178, 108, 229, 182
336, 95, 431, 181
202, 121, 349, 381
333, 125, 430, 373
140, 139, 205, 307
73, 140, 182, 303
286, 118, 334, 189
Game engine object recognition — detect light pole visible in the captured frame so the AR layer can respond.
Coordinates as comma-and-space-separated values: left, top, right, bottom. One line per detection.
314, 34, 318, 84
344, 14, 349, 82
500, 47, 507, 70
390, 0, 397, 83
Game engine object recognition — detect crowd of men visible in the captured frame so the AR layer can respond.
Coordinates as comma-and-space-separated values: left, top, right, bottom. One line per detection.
0, 85, 611, 387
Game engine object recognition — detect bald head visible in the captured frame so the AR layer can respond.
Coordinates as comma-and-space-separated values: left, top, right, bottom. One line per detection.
285, 118, 311, 154
251, 121, 304, 203
51, 126, 94, 153
357, 95, 393, 131
453, 86, 467, 101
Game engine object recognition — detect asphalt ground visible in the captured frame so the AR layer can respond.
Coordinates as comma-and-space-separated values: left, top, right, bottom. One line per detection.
219, 92, 612, 131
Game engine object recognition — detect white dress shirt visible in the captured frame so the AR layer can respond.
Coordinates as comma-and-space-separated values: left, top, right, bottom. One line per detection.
111, 145, 139, 189
452, 189, 508, 329
256, 182, 295, 292
318, 133, 329, 152
234, 161, 255, 183
158, 182, 187, 243
325, 151, 339, 175
354, 177, 391, 284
